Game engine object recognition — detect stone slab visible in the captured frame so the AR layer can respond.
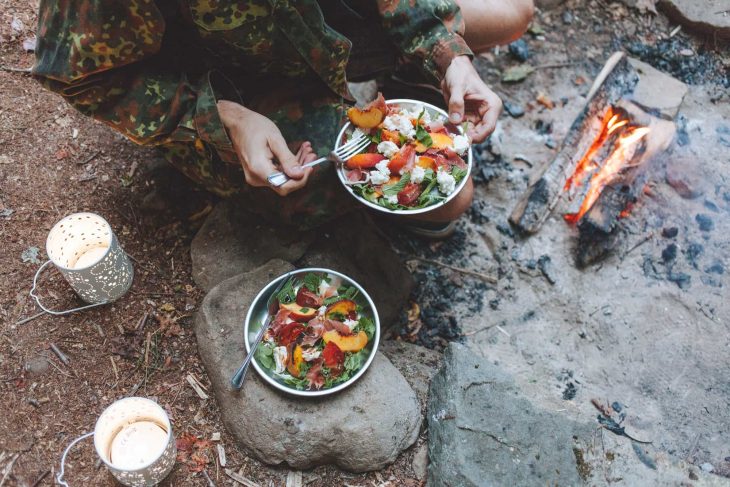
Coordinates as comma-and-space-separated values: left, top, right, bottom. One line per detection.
658, 0, 730, 40
194, 259, 421, 472
428, 343, 596, 486
628, 57, 689, 118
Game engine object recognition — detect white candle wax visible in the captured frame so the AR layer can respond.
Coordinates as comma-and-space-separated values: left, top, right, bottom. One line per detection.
110, 420, 168, 470
71, 245, 109, 269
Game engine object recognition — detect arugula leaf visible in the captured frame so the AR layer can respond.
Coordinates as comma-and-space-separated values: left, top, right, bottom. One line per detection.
303, 272, 322, 293
276, 277, 298, 304
354, 316, 376, 340
382, 172, 411, 197
370, 129, 382, 144
282, 374, 309, 390
451, 166, 468, 183
398, 133, 408, 145
415, 124, 432, 148
255, 342, 275, 370
417, 177, 438, 205
345, 350, 369, 372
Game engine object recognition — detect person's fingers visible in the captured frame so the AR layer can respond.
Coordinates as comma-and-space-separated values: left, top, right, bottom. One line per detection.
270, 135, 304, 179
243, 154, 277, 187
466, 91, 502, 142
447, 82, 465, 124
272, 166, 314, 196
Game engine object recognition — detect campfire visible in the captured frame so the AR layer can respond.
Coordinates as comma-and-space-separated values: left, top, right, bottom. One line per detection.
510, 52, 678, 266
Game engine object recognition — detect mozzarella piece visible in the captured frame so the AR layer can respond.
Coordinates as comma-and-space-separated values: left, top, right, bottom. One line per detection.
437, 170, 456, 195
411, 166, 426, 184
377, 141, 399, 159
343, 318, 359, 331
452, 134, 470, 156
273, 346, 288, 374
383, 114, 416, 139
302, 348, 321, 362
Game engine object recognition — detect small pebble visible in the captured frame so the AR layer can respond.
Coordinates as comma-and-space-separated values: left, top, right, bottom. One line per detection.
508, 39, 530, 62
700, 462, 714, 473
562, 11, 573, 24
704, 262, 724, 274
661, 227, 678, 238
679, 48, 694, 57
695, 213, 714, 232
703, 200, 719, 212
662, 244, 678, 263
503, 101, 525, 118
545, 137, 557, 149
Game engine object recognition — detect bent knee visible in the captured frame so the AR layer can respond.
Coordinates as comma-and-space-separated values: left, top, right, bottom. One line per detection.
509, 0, 535, 40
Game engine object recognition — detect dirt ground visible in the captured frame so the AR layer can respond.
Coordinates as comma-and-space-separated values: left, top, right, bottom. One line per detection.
1, 0, 728, 486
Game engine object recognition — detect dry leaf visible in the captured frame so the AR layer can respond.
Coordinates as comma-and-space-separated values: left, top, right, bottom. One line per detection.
536, 93, 555, 109
502, 65, 535, 83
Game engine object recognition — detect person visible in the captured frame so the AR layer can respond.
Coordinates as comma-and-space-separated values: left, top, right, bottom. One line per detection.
33, 0, 533, 233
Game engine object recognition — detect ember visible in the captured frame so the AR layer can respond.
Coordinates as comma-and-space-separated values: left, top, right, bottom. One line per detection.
563, 105, 651, 224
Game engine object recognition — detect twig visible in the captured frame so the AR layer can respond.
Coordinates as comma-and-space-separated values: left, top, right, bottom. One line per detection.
15, 310, 46, 326
461, 325, 496, 337
0, 453, 20, 487
144, 332, 152, 367
94, 322, 105, 338
0, 65, 31, 73
407, 256, 498, 284
216, 444, 227, 467
535, 61, 579, 70
135, 311, 150, 331
78, 174, 97, 182
186, 373, 209, 400
75, 150, 100, 165
202, 470, 216, 487
49, 343, 70, 365
225, 469, 261, 487
110, 356, 119, 381
30, 470, 49, 487
621, 232, 654, 260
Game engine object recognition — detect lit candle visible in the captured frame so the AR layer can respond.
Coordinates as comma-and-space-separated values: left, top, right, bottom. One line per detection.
71, 245, 109, 269
110, 420, 168, 470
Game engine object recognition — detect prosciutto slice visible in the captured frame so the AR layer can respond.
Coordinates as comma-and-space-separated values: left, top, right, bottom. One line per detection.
300, 316, 326, 347
305, 358, 325, 390
269, 309, 292, 336
324, 319, 353, 336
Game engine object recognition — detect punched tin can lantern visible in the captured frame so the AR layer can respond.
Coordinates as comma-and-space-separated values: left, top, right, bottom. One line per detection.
93, 397, 177, 486
31, 212, 133, 314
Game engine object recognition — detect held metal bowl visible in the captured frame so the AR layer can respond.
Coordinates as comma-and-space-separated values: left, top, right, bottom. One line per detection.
244, 268, 380, 397
335, 98, 473, 216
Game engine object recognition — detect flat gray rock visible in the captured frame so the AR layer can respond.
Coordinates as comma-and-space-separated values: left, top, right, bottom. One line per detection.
298, 211, 413, 328
658, 0, 730, 40
190, 196, 315, 292
195, 259, 421, 472
428, 343, 596, 487
380, 340, 441, 410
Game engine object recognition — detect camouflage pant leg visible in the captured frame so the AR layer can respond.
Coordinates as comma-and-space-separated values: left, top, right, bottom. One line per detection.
157, 95, 357, 229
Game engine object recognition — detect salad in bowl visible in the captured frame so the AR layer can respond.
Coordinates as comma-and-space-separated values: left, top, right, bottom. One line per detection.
245, 269, 379, 396
335, 95, 473, 214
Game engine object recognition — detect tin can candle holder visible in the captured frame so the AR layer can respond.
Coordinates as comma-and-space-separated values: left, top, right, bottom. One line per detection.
30, 212, 133, 315
57, 397, 176, 487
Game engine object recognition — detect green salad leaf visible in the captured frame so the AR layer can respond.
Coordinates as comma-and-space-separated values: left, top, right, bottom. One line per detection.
370, 128, 382, 144
303, 272, 322, 293
354, 316, 376, 340
276, 277, 298, 304
383, 171, 411, 197
255, 341, 275, 370
452, 166, 468, 183
345, 349, 369, 371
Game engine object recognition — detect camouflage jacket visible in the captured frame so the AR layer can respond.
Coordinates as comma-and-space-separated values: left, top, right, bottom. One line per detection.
33, 0, 472, 164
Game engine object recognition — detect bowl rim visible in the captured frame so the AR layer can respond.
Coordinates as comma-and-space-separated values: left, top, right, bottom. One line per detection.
335, 98, 473, 216
243, 267, 381, 397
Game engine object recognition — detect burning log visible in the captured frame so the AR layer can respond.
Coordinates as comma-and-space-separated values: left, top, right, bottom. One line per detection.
510, 52, 640, 234
575, 100, 676, 266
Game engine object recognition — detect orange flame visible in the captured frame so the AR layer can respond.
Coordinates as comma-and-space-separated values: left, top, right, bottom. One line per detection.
564, 107, 650, 224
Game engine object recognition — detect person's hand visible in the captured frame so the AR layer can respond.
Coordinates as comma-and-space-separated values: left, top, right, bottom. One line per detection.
441, 56, 503, 143
217, 100, 313, 196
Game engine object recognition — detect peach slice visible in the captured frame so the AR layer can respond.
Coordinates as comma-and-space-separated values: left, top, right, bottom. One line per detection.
346, 153, 384, 170
415, 133, 454, 153
325, 299, 357, 320
287, 345, 304, 378
347, 93, 387, 129
322, 330, 368, 353
416, 156, 436, 170
381, 129, 401, 145
280, 302, 317, 321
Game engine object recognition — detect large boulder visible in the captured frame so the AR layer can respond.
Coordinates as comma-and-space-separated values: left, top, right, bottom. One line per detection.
194, 259, 421, 472
428, 343, 596, 486
190, 196, 315, 292
658, 0, 730, 41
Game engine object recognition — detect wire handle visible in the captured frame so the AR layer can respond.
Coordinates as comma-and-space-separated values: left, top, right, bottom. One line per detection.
57, 431, 95, 487
29, 260, 107, 316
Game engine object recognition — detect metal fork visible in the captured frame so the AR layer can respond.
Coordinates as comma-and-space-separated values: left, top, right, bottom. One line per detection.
230, 273, 291, 390
267, 134, 370, 187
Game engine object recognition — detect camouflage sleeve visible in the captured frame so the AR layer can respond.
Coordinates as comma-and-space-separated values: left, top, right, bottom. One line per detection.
32, 0, 240, 164
377, 0, 473, 82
